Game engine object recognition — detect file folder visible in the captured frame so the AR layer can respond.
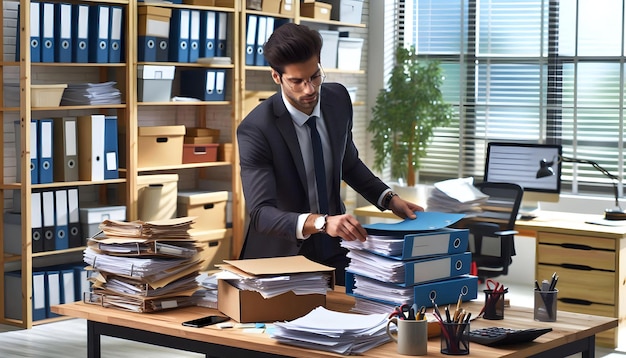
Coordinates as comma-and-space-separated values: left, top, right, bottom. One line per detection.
215, 70, 225, 101
245, 14, 256, 65
40, 2, 55, 62
180, 69, 226, 101
37, 119, 54, 184
45, 270, 61, 317
60, 268, 75, 304
169, 9, 190, 62
54, 3, 72, 62
54, 189, 69, 250
33, 271, 47, 320
72, 3, 89, 62
67, 187, 82, 248
104, 116, 119, 179
31, 191, 44, 253
263, 17, 275, 66
41, 190, 56, 252
189, 10, 200, 63
77, 114, 106, 181
367, 228, 469, 260
53, 117, 79, 182
200, 11, 216, 58
216, 12, 227, 57
14, 120, 39, 184
73, 265, 90, 302
255, 16, 267, 66
138, 36, 157, 62
109, 6, 123, 63
29, 2, 41, 62
413, 275, 478, 308
89, 4, 110, 63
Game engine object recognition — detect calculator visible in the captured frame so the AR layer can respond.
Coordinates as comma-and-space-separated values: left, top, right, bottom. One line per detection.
468, 327, 552, 346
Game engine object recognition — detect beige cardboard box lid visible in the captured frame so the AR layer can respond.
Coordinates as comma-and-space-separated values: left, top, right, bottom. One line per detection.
177, 191, 228, 206
138, 125, 185, 136
138, 6, 172, 17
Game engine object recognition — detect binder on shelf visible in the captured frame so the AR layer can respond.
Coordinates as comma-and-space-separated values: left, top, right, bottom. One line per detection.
138, 6, 171, 62
255, 16, 267, 67
29, 2, 41, 62
104, 116, 119, 179
109, 6, 123, 63
53, 117, 79, 182
189, 10, 200, 63
263, 16, 275, 66
54, 189, 69, 250
44, 270, 61, 317
200, 10, 216, 58
73, 265, 90, 302
72, 3, 89, 63
33, 271, 47, 320
37, 119, 54, 184
88, 4, 110, 63
67, 187, 82, 248
245, 14, 257, 65
40, 2, 55, 62
169, 8, 190, 62
14, 120, 39, 184
77, 114, 106, 181
216, 11, 227, 57
180, 69, 226, 101
53, 3, 72, 62
60, 268, 75, 304
42, 190, 56, 252
215, 70, 225, 100
32, 191, 44, 253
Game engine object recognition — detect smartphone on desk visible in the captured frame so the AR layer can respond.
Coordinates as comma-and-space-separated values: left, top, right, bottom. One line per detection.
182, 315, 230, 328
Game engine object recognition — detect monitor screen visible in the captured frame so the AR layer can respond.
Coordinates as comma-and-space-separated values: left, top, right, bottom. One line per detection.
484, 142, 562, 194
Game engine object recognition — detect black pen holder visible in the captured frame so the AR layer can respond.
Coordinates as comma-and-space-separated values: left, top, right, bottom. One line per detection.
482, 288, 507, 320
534, 289, 558, 322
440, 321, 470, 355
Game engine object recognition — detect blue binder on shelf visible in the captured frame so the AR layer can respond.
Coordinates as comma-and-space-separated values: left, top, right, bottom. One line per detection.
255, 16, 267, 66
263, 17, 275, 66
37, 119, 53, 184
200, 10, 216, 58
67, 187, 81, 248
54, 3, 72, 62
169, 8, 190, 62
44, 270, 61, 317
109, 6, 123, 63
60, 268, 75, 304
41, 190, 56, 252
189, 10, 200, 63
104, 116, 119, 179
29, 2, 41, 62
88, 4, 110, 63
40, 2, 55, 62
216, 11, 227, 57
363, 228, 469, 260
180, 69, 226, 101
14, 120, 39, 184
54, 189, 69, 250
73, 265, 90, 302
71, 3, 89, 63
33, 271, 47, 320
31, 191, 44, 253
245, 14, 257, 65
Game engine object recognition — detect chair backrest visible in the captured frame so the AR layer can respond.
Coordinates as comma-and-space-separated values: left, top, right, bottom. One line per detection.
473, 182, 524, 230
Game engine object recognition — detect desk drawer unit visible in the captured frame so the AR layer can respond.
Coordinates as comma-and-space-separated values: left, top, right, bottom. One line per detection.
536, 232, 624, 347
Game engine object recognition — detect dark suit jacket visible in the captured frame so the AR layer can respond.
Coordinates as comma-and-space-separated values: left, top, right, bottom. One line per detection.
237, 82, 389, 263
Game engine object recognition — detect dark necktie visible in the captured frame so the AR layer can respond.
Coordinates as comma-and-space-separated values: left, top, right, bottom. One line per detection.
306, 116, 329, 214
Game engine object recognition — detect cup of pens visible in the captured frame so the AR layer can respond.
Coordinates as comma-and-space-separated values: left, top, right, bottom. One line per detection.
534, 273, 559, 322
440, 321, 470, 355
482, 279, 507, 320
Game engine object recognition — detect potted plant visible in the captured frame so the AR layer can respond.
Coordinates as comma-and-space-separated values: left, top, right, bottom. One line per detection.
368, 46, 453, 187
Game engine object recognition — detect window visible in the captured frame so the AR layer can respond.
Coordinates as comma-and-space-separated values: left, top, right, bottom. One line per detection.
401, 0, 625, 196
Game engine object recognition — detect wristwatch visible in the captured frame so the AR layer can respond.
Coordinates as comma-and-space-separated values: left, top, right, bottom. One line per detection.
382, 191, 398, 210
314, 214, 327, 233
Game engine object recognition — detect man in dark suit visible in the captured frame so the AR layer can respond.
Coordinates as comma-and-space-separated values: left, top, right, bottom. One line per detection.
237, 23, 423, 285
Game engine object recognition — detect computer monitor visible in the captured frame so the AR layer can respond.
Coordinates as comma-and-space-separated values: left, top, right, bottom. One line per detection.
484, 142, 562, 215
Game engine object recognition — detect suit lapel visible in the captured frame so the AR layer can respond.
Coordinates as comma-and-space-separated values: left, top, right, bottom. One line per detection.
274, 95, 309, 194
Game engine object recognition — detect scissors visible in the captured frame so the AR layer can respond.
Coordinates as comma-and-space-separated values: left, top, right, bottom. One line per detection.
389, 304, 414, 320
486, 279, 504, 293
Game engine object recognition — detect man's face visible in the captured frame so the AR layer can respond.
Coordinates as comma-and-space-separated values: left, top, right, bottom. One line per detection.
271, 57, 323, 115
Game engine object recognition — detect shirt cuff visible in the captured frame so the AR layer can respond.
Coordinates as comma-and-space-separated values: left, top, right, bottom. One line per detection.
297, 213, 312, 240
378, 189, 392, 207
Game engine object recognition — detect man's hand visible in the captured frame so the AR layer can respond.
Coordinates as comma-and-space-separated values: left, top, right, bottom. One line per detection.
325, 214, 368, 242
389, 196, 424, 219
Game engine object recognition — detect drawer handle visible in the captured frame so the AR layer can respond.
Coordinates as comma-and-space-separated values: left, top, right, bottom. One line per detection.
559, 298, 593, 306
561, 263, 593, 270
561, 243, 592, 250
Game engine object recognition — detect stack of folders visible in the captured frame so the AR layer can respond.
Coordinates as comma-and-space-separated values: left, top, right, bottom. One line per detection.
195, 272, 219, 309
270, 307, 391, 355
426, 177, 489, 213
341, 212, 479, 315
83, 216, 205, 313
60, 82, 122, 106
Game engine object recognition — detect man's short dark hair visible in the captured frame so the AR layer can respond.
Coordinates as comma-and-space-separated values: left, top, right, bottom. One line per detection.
263, 23, 322, 74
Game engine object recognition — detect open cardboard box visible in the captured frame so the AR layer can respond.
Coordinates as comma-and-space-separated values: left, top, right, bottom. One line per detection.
217, 256, 335, 322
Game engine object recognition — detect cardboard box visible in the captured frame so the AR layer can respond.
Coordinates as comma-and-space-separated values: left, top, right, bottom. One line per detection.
182, 143, 219, 164
184, 136, 216, 144
337, 37, 363, 71
186, 127, 220, 138
246, 0, 262, 10
137, 174, 179, 221
32, 84, 67, 107
178, 191, 228, 230
137, 65, 175, 102
137, 125, 185, 167
244, 90, 275, 116
79, 206, 127, 239
300, 2, 332, 20
138, 6, 171, 36
217, 256, 335, 322
218, 143, 233, 162
319, 30, 339, 69
191, 228, 232, 271
322, 0, 363, 23
280, 0, 296, 16
262, 0, 281, 13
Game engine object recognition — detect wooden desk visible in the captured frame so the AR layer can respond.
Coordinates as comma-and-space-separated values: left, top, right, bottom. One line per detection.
52, 290, 616, 358
353, 206, 626, 347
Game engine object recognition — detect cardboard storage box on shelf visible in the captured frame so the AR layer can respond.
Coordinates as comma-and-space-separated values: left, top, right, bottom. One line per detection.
183, 143, 219, 164
184, 127, 220, 144
136, 174, 179, 221
217, 256, 335, 322
300, 2, 332, 20
191, 228, 231, 271
177, 191, 228, 230
262, 0, 281, 13
246, 0, 262, 10
280, 0, 296, 16
322, 0, 363, 23
138, 6, 171, 35
79, 206, 127, 239
137, 65, 175, 102
218, 143, 233, 162
32, 84, 67, 107
137, 125, 185, 168
337, 37, 364, 71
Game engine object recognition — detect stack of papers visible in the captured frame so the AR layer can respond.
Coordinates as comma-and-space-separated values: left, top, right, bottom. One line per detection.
195, 272, 219, 308
270, 307, 391, 355
426, 177, 488, 213
60, 81, 122, 105
83, 216, 203, 313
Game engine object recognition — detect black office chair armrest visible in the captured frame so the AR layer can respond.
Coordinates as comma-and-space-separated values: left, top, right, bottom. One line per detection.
494, 230, 518, 236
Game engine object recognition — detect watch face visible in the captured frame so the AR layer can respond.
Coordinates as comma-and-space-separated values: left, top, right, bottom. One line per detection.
314, 216, 325, 230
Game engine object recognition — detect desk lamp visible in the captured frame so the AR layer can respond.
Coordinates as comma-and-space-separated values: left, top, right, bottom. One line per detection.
536, 156, 626, 220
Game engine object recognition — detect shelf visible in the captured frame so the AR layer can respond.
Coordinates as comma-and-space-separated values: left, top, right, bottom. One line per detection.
138, 161, 231, 173
2, 104, 127, 112
137, 101, 231, 106
298, 17, 366, 28
138, 2, 236, 13
138, 61, 235, 69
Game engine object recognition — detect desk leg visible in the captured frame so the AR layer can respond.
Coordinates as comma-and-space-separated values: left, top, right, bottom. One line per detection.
529, 335, 595, 358
87, 321, 101, 358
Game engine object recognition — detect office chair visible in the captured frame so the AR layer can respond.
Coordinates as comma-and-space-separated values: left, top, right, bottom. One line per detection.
468, 182, 524, 282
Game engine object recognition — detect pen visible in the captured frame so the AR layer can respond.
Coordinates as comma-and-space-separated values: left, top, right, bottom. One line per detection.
549, 274, 559, 291
445, 305, 452, 323
534, 280, 541, 291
